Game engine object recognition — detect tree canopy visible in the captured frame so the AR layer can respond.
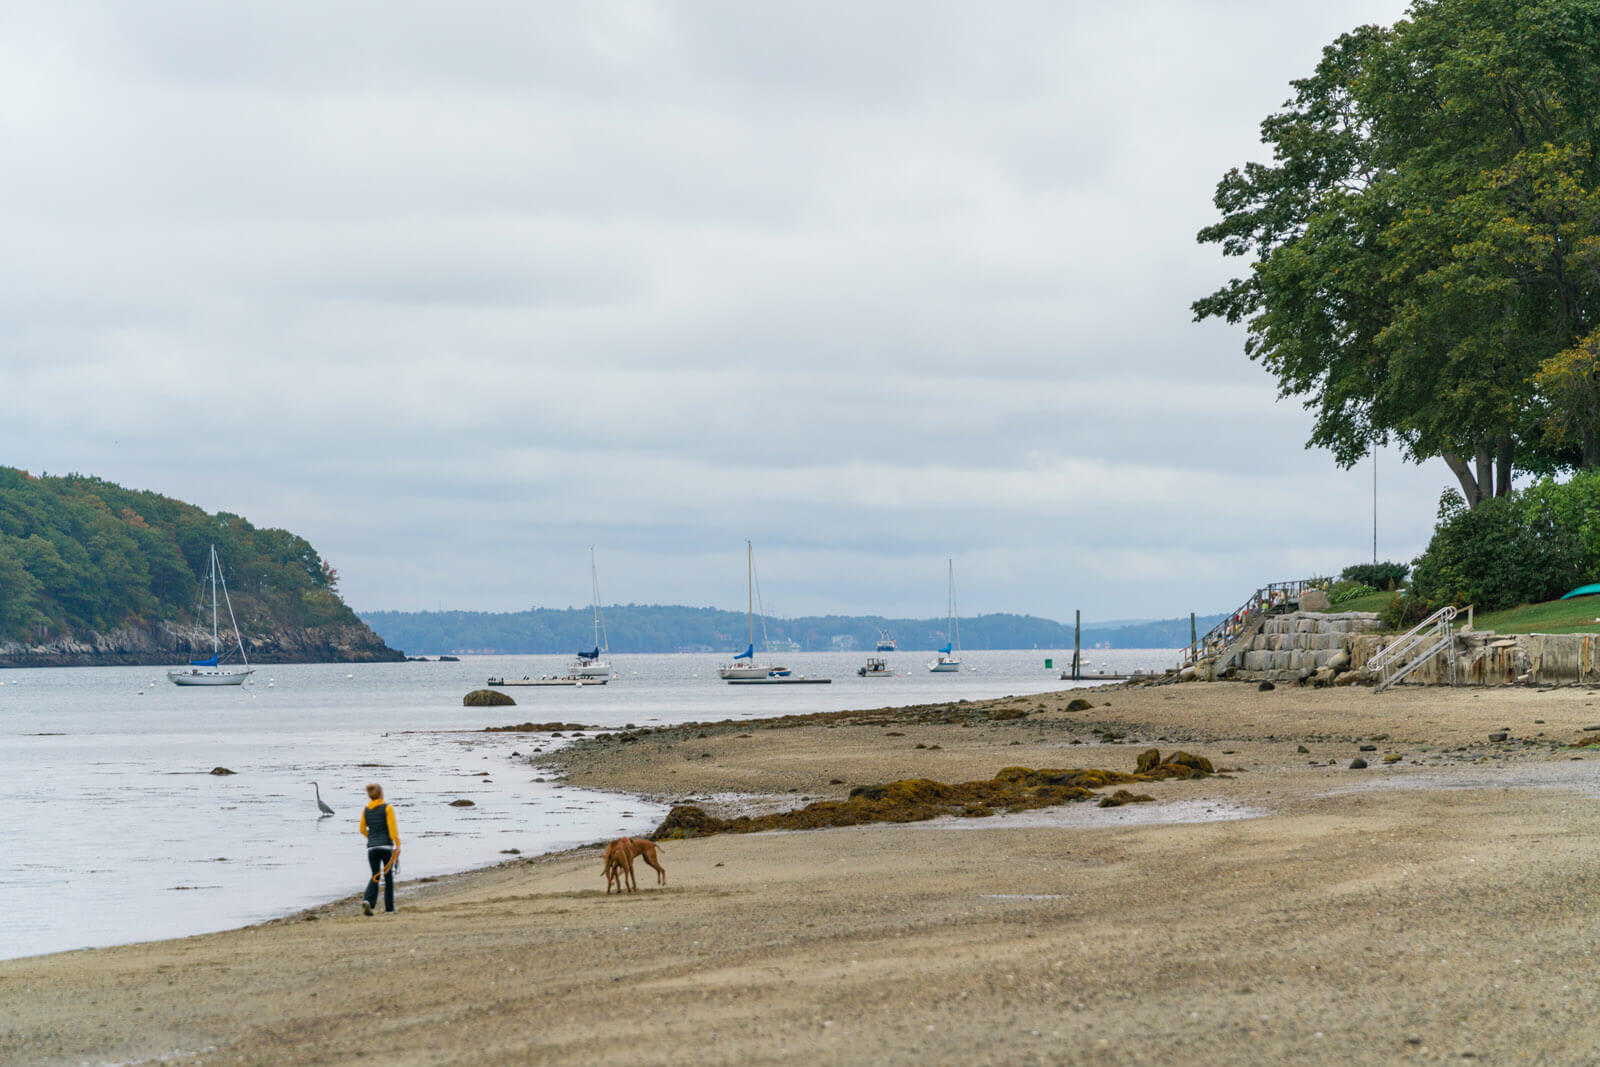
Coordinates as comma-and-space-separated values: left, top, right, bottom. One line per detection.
1195, 0, 1600, 505
0, 467, 358, 641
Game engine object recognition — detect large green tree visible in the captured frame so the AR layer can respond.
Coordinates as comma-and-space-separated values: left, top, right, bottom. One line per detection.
1195, 0, 1600, 505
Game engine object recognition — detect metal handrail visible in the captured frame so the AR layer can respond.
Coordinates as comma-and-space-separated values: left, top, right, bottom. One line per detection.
1184, 578, 1330, 666
1372, 605, 1458, 692
1369, 605, 1457, 673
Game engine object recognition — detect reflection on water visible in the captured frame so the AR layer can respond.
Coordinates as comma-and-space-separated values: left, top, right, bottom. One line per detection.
0, 649, 1175, 960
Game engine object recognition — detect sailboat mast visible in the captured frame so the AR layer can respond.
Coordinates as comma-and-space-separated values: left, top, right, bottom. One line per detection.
590, 546, 608, 655
210, 545, 220, 654
747, 540, 754, 650
951, 559, 960, 652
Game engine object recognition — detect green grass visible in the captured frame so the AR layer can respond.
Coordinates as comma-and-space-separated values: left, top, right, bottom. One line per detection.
1314, 587, 1600, 635
1473, 597, 1600, 635
1321, 590, 1396, 615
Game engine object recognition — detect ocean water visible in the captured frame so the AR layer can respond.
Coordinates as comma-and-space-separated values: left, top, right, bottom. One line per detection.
0, 648, 1173, 960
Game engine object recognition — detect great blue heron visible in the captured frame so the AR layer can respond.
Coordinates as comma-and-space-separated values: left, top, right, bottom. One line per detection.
310, 781, 335, 817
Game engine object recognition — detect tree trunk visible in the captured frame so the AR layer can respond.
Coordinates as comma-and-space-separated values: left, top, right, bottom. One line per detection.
1442, 451, 1483, 507
1495, 435, 1514, 498
1474, 443, 1493, 500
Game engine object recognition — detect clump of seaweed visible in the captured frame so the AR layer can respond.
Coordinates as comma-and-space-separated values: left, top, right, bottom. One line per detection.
463, 689, 516, 708
484, 720, 596, 732
650, 749, 1215, 840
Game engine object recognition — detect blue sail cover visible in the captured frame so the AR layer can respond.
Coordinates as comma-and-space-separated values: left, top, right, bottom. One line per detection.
576, 647, 600, 661
734, 644, 754, 660
189, 654, 219, 667
938, 643, 952, 655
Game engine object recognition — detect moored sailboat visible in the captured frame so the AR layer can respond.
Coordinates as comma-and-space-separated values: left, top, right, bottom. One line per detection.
168, 545, 254, 687
718, 541, 791, 680
928, 558, 962, 673
567, 548, 613, 679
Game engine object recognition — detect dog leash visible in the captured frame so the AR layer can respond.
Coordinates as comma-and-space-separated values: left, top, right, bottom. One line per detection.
372, 846, 400, 884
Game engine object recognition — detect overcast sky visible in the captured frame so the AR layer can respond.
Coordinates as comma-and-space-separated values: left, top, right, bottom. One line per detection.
1, 0, 1450, 623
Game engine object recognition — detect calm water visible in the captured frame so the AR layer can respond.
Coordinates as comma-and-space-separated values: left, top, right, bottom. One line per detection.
0, 648, 1173, 960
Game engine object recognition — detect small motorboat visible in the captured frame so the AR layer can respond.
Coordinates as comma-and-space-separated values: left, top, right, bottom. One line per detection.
858, 657, 893, 677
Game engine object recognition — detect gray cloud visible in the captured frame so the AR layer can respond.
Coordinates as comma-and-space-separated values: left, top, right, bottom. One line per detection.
1, 0, 1442, 625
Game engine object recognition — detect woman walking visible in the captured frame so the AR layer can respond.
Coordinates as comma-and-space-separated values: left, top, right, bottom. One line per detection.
358, 783, 400, 915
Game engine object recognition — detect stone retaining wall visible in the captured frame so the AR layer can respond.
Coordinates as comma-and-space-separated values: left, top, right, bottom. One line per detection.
1229, 612, 1382, 683
1349, 630, 1600, 686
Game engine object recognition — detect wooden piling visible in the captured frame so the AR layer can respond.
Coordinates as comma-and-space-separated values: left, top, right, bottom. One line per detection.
1072, 610, 1081, 680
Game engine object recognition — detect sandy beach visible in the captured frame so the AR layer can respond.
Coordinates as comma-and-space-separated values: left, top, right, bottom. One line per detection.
8, 682, 1600, 1064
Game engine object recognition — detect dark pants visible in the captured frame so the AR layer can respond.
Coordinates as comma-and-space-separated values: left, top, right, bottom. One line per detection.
365, 847, 395, 912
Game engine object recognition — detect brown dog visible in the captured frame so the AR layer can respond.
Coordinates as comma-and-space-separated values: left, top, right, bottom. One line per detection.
626, 837, 666, 886
603, 838, 636, 894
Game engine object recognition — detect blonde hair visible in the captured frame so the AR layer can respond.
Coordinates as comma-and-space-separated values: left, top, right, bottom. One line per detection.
366, 783, 383, 799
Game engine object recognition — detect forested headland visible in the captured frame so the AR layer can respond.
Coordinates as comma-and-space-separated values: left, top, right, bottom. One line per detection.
0, 467, 401, 665
360, 606, 1224, 656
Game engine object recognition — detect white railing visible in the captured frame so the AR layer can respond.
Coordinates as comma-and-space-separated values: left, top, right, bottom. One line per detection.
1372, 605, 1457, 692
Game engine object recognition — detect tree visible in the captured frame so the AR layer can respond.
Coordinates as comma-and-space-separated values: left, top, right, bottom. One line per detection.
1195, 0, 1600, 505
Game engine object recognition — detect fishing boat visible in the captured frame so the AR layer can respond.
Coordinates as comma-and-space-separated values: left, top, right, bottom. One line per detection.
928, 559, 962, 673
858, 657, 893, 677
567, 548, 613, 679
875, 630, 898, 652
168, 545, 254, 687
718, 541, 792, 680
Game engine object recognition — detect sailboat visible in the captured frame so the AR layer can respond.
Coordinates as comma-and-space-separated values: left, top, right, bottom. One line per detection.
568, 547, 613, 679
168, 545, 254, 687
928, 558, 962, 673
718, 541, 790, 680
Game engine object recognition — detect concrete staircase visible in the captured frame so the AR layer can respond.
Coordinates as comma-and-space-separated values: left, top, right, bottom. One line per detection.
1232, 612, 1382, 684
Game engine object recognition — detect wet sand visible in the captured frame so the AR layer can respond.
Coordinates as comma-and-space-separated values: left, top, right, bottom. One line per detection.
6, 683, 1600, 1064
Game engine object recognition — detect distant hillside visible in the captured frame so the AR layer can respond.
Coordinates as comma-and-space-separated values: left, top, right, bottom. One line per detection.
361, 605, 1224, 655
0, 467, 401, 665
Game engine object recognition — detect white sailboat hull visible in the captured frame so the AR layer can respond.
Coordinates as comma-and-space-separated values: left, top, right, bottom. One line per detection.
717, 663, 788, 680
928, 657, 961, 673
166, 545, 255, 688
168, 667, 254, 686
569, 660, 612, 678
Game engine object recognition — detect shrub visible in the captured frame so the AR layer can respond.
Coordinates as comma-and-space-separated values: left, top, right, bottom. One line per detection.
1339, 561, 1410, 588
1329, 580, 1377, 605
1407, 490, 1582, 613
1379, 592, 1437, 631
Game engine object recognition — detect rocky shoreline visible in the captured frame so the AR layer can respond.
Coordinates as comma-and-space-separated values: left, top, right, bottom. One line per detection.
0, 620, 404, 667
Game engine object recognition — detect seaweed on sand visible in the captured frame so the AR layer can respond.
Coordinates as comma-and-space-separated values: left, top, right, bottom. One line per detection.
650, 749, 1215, 840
